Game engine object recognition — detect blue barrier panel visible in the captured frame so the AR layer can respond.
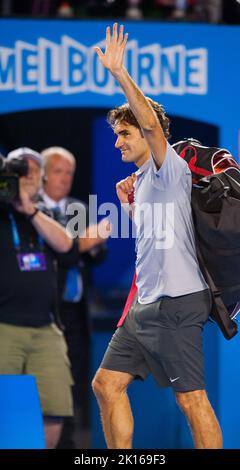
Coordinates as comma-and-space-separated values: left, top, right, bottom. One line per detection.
0, 375, 45, 449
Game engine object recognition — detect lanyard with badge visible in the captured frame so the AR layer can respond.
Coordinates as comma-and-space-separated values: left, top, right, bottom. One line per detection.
9, 212, 47, 271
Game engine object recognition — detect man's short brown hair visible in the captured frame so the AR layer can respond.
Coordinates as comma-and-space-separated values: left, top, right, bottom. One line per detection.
107, 98, 171, 139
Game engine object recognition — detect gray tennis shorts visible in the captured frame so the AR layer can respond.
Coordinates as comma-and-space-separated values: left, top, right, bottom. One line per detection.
100, 289, 212, 392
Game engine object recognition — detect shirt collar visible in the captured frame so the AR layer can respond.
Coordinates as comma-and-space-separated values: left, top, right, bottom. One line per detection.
135, 158, 150, 177
41, 192, 67, 213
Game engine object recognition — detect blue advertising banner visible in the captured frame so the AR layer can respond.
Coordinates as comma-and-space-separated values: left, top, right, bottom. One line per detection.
0, 19, 239, 155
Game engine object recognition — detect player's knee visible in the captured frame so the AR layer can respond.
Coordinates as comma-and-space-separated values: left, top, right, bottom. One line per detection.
92, 371, 103, 397
92, 369, 123, 404
175, 389, 206, 413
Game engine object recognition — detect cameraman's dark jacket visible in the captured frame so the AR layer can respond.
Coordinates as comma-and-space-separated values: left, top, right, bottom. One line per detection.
0, 202, 74, 327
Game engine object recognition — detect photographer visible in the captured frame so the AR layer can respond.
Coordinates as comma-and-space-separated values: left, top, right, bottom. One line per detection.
41, 146, 111, 448
0, 147, 74, 449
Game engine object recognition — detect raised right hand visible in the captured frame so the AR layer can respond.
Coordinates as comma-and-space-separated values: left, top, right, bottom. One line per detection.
94, 23, 128, 78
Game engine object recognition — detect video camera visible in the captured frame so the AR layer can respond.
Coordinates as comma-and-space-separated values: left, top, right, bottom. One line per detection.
0, 154, 28, 203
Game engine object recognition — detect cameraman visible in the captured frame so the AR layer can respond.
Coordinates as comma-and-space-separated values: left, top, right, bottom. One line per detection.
41, 146, 111, 448
0, 148, 74, 449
